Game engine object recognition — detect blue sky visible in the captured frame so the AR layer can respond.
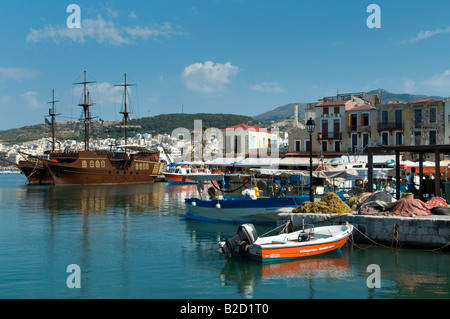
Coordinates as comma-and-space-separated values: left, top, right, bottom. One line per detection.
1, 0, 450, 130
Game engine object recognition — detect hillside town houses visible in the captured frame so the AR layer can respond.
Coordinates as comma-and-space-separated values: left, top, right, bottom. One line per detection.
288, 92, 450, 163
1, 90, 450, 169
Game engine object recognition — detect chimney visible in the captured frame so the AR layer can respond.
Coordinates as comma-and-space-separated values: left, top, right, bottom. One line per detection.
294, 105, 298, 128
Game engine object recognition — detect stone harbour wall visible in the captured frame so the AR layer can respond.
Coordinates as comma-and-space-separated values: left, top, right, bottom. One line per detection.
277, 212, 450, 250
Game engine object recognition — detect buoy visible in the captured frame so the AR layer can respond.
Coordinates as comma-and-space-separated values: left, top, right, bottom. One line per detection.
192, 201, 197, 206
243, 177, 251, 189
216, 203, 221, 209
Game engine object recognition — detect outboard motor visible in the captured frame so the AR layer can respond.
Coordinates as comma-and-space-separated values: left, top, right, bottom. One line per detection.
220, 224, 258, 255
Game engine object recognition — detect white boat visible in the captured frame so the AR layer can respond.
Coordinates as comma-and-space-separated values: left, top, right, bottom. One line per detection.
164, 164, 217, 185
220, 223, 354, 262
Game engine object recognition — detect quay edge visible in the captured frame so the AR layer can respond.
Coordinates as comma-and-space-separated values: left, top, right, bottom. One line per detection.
277, 212, 450, 250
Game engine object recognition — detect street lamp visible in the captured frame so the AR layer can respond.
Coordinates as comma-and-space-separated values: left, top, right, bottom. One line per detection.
306, 117, 316, 202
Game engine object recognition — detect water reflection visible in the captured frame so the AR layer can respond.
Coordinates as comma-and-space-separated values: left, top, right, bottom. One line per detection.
1, 175, 448, 299
14, 183, 192, 216
219, 253, 350, 299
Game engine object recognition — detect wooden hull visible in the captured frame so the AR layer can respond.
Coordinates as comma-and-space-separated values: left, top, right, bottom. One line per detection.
18, 160, 54, 185
19, 150, 165, 185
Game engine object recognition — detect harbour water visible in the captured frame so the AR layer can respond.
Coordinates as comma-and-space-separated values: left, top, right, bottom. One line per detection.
0, 174, 449, 299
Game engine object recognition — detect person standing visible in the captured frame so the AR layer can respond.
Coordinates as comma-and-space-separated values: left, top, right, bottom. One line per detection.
407, 167, 416, 191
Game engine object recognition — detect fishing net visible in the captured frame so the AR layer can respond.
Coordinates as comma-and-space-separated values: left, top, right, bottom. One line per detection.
292, 192, 353, 214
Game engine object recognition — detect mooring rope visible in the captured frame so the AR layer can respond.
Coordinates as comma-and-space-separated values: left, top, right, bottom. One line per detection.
285, 214, 450, 253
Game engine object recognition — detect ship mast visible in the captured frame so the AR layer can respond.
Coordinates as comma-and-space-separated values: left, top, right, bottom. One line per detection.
115, 73, 136, 145
74, 71, 96, 151
45, 89, 61, 151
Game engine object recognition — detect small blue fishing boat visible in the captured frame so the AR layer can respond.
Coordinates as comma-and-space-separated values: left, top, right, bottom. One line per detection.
180, 174, 309, 225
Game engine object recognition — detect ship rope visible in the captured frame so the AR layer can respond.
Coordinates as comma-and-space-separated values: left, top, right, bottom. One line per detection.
26, 161, 40, 178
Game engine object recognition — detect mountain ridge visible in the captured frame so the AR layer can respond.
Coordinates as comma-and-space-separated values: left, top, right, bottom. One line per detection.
252, 88, 449, 123
1, 89, 447, 144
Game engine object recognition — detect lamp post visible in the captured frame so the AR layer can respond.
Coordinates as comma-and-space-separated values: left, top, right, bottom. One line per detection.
306, 117, 316, 202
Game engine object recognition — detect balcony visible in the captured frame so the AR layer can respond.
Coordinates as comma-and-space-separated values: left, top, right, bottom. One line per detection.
317, 132, 342, 140
377, 122, 404, 132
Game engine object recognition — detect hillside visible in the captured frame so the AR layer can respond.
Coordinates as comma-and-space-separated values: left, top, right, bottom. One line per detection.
252, 89, 449, 123
252, 102, 308, 123
367, 89, 447, 103
0, 113, 259, 144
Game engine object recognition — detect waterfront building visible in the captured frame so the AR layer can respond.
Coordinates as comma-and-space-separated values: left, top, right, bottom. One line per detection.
222, 124, 277, 158
288, 92, 378, 158
288, 93, 450, 163
374, 99, 450, 161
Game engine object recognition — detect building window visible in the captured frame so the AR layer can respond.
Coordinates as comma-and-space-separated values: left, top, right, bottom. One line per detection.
362, 133, 369, 150
351, 134, 358, 152
381, 132, 389, 146
395, 132, 403, 145
334, 141, 341, 152
429, 108, 437, 124
294, 139, 301, 152
322, 141, 327, 152
321, 119, 328, 137
394, 109, 402, 129
361, 113, 369, 126
429, 130, 437, 145
350, 114, 357, 131
381, 111, 388, 125
305, 140, 311, 152
333, 119, 340, 134
323, 107, 329, 115
414, 109, 422, 128
334, 106, 340, 114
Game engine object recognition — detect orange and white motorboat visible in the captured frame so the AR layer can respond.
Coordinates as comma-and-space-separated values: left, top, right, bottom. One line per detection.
220, 223, 353, 262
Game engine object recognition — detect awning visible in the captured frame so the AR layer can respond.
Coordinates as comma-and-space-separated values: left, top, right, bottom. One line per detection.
299, 169, 359, 186
278, 157, 321, 166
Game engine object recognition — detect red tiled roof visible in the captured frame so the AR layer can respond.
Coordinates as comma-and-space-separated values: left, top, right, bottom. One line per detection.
411, 99, 441, 104
222, 124, 274, 134
345, 104, 375, 111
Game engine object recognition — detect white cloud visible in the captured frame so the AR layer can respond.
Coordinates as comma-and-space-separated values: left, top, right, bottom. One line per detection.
128, 11, 138, 20
403, 26, 450, 44
0, 95, 12, 105
26, 15, 180, 46
106, 7, 119, 18
0, 67, 39, 81
20, 91, 40, 109
401, 77, 417, 93
423, 70, 450, 92
250, 81, 285, 93
181, 61, 239, 94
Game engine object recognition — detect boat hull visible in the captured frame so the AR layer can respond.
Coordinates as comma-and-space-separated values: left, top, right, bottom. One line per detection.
164, 173, 213, 185
232, 224, 353, 262
19, 150, 165, 185
18, 160, 54, 185
182, 196, 309, 224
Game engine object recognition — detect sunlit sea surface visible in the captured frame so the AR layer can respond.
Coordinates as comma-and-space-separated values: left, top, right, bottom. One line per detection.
0, 174, 448, 299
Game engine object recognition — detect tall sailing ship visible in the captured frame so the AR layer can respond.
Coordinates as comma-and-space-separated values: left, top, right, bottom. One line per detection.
18, 71, 165, 185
